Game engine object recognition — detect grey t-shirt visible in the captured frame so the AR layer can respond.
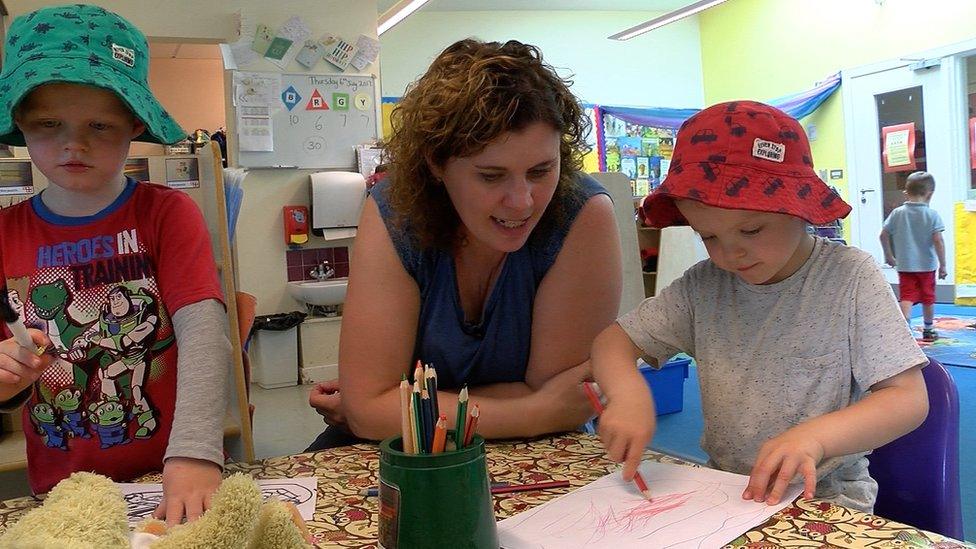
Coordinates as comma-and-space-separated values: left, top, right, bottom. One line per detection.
882, 202, 945, 272
618, 238, 927, 512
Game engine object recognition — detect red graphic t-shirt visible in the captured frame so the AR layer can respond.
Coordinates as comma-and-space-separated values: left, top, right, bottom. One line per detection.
0, 179, 223, 493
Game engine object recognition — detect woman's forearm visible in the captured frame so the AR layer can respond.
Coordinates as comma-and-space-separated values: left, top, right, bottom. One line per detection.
345, 381, 573, 441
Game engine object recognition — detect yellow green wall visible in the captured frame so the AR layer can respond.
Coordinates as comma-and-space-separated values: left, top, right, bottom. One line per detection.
699, 0, 976, 303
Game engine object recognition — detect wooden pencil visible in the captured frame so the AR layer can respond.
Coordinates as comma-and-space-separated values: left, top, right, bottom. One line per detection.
411, 381, 424, 454
454, 386, 469, 449
463, 403, 480, 446
583, 382, 652, 501
399, 377, 414, 454
432, 414, 447, 454
425, 366, 439, 420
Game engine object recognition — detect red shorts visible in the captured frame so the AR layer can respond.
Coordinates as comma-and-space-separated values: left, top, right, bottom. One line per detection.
898, 271, 936, 305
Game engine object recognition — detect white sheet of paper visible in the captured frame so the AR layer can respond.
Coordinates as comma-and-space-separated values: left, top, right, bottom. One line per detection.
237, 106, 274, 152
117, 477, 318, 525
497, 462, 802, 549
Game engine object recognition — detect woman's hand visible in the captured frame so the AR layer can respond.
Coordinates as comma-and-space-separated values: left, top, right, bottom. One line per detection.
308, 380, 349, 431
532, 361, 594, 431
743, 425, 823, 505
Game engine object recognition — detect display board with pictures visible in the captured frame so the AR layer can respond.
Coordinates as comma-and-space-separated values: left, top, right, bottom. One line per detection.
601, 113, 676, 198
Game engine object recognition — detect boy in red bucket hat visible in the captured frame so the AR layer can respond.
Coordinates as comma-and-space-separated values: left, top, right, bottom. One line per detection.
590, 101, 929, 512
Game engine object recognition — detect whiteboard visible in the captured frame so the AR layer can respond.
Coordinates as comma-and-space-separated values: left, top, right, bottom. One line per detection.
235, 72, 378, 169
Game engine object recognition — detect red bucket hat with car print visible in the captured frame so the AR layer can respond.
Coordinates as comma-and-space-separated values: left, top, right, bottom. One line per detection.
641, 100, 851, 228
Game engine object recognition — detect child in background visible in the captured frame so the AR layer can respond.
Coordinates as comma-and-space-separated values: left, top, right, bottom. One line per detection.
0, 5, 230, 526
591, 101, 929, 512
879, 171, 947, 341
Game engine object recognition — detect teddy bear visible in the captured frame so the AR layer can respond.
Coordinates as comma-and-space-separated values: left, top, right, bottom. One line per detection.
0, 471, 311, 548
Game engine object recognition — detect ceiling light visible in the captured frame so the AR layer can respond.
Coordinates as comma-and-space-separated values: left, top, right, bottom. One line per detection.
609, 0, 730, 41
378, 0, 431, 35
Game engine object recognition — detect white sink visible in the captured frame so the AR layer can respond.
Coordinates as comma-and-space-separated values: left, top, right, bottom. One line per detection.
287, 278, 348, 306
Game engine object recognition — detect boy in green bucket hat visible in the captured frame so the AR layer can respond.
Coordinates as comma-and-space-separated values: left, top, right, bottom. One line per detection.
0, 4, 230, 527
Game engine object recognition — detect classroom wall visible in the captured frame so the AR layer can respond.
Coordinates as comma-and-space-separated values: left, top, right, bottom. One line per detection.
379, 11, 705, 109
698, 0, 976, 304
148, 58, 227, 137
4, 0, 380, 316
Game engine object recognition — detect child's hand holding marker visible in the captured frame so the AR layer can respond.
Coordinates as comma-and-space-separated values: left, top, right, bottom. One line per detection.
0, 292, 54, 402
585, 382, 654, 500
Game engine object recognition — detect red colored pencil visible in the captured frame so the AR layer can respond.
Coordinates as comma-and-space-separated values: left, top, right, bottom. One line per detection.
583, 381, 653, 501
462, 404, 480, 446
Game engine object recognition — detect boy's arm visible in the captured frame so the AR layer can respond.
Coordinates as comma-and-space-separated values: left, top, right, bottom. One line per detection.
154, 298, 230, 526
165, 298, 230, 467
591, 323, 656, 480
878, 228, 896, 267
933, 231, 947, 279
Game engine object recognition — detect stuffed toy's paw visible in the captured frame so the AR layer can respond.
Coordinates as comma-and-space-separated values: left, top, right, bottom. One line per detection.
0, 472, 129, 549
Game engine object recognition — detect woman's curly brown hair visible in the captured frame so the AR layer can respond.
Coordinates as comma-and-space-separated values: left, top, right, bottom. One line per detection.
385, 38, 591, 250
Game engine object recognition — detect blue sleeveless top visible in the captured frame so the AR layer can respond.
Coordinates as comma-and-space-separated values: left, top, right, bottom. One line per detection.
371, 174, 608, 389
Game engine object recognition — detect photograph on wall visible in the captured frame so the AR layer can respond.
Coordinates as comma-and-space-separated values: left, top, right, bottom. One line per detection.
124, 158, 150, 182
0, 160, 33, 196
165, 157, 201, 189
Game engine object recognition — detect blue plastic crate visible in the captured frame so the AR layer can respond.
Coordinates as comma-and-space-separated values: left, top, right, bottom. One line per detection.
639, 357, 691, 416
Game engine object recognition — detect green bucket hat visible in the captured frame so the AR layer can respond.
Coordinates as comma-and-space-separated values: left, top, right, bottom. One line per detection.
0, 4, 186, 146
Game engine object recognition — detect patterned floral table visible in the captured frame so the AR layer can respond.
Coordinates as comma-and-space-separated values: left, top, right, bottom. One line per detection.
0, 432, 970, 548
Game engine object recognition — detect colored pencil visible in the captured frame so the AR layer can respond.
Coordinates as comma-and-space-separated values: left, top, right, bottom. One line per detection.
432, 414, 447, 454
583, 382, 652, 501
399, 377, 414, 454
363, 480, 569, 497
488, 480, 571, 494
421, 387, 434, 452
454, 386, 469, 449
411, 381, 424, 454
462, 403, 480, 446
425, 366, 439, 420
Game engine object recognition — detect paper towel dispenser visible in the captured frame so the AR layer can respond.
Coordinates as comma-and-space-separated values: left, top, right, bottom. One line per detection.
310, 171, 367, 236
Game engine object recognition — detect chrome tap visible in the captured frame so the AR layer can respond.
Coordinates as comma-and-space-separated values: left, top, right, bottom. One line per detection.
309, 260, 335, 281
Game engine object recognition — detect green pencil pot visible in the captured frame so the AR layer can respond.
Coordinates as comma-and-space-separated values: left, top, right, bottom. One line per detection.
378, 432, 499, 549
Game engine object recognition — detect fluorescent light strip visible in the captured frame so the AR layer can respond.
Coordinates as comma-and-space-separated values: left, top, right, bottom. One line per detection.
608, 0, 730, 41
378, 0, 431, 35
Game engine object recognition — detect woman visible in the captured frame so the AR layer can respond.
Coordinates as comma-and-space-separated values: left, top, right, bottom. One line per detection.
307, 39, 622, 448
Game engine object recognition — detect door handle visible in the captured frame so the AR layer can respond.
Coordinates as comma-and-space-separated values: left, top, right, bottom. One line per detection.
859, 188, 875, 204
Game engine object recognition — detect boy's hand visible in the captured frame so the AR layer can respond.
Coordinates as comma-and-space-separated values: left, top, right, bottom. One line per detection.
154, 457, 222, 527
938, 266, 947, 280
743, 425, 823, 505
0, 331, 54, 400
597, 392, 655, 481
884, 255, 897, 268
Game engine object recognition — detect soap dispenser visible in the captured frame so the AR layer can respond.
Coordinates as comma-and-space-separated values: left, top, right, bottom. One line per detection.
283, 206, 310, 246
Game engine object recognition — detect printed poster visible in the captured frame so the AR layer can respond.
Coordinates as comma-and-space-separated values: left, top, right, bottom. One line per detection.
881, 122, 916, 173
165, 158, 200, 189
0, 160, 33, 195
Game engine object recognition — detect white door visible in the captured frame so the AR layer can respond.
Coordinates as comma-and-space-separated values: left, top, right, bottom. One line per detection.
844, 60, 955, 288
